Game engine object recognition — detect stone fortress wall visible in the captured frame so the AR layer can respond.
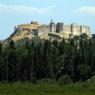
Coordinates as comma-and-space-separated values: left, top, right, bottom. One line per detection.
49, 20, 91, 37
15, 20, 92, 38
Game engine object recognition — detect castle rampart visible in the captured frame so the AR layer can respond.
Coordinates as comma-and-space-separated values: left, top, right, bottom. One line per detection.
15, 20, 92, 38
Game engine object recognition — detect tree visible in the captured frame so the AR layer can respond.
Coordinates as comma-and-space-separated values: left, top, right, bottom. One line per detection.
7, 40, 17, 82
77, 64, 91, 81
9, 40, 15, 49
58, 39, 65, 55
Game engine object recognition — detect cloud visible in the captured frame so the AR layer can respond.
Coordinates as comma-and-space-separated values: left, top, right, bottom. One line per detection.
0, 4, 55, 15
73, 6, 95, 15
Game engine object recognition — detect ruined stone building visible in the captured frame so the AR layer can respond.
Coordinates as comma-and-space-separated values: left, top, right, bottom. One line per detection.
15, 20, 92, 39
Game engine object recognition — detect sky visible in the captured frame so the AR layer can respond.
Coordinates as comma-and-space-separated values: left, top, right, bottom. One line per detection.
0, 0, 95, 40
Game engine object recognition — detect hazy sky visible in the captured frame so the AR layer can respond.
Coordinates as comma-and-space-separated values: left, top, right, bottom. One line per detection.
0, 0, 95, 40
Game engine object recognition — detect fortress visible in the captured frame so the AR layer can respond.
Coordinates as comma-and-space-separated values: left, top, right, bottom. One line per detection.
14, 20, 92, 39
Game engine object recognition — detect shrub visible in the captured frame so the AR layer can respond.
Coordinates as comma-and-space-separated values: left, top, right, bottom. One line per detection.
58, 74, 72, 85
77, 64, 91, 81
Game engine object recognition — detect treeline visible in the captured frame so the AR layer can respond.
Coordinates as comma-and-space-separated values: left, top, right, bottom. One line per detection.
0, 34, 95, 83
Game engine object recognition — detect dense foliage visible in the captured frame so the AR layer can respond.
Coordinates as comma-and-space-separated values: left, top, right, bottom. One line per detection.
0, 34, 95, 83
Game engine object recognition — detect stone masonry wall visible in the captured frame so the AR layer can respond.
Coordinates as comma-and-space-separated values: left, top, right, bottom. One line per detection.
15, 22, 92, 37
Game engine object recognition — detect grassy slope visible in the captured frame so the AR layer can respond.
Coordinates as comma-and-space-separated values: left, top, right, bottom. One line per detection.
0, 82, 95, 95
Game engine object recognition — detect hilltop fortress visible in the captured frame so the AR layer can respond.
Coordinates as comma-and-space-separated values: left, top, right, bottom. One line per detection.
14, 20, 92, 40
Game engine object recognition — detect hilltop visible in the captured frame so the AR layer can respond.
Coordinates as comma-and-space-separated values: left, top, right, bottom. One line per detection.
3, 20, 92, 45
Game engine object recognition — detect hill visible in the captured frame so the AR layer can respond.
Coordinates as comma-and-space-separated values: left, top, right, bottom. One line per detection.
3, 20, 92, 45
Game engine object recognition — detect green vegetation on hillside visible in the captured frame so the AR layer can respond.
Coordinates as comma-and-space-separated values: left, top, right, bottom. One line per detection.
0, 34, 95, 84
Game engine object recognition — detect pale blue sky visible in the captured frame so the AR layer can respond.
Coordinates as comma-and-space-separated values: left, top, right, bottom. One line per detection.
0, 0, 95, 40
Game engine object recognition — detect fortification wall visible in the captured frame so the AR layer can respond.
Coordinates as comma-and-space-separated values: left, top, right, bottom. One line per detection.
15, 21, 92, 38
50, 24, 56, 33
72, 24, 81, 33
63, 25, 71, 33
56, 23, 63, 33
38, 25, 50, 35
63, 24, 91, 37
81, 26, 89, 33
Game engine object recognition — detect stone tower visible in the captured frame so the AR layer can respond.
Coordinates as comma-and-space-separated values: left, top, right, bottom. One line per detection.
50, 19, 56, 33
80, 25, 83, 33
71, 24, 74, 34
56, 23, 63, 33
